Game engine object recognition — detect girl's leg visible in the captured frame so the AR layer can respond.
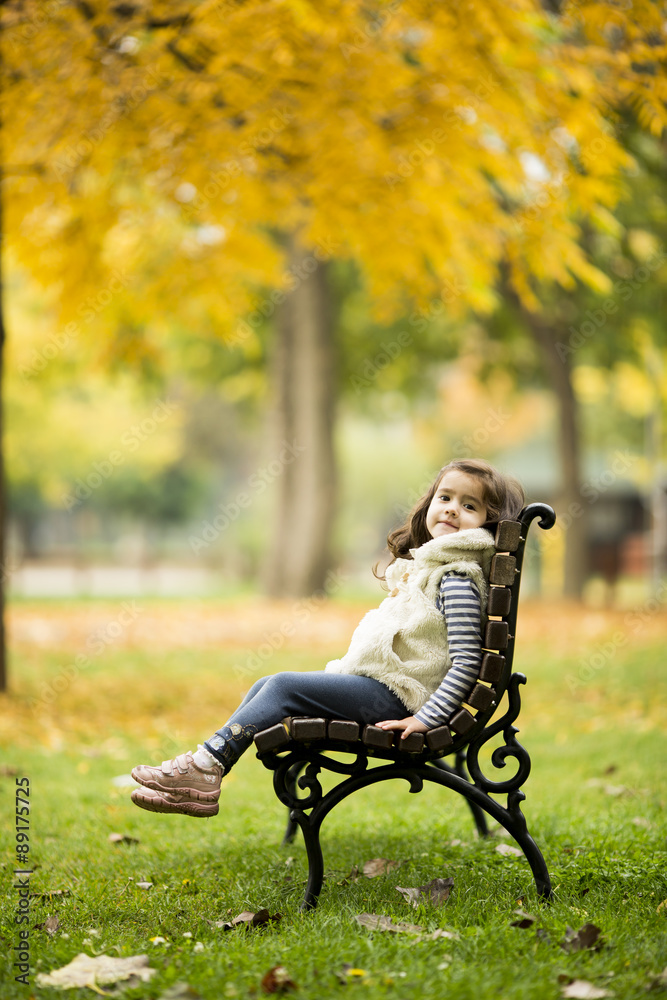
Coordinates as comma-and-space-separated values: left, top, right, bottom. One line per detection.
131, 672, 406, 817
203, 671, 407, 772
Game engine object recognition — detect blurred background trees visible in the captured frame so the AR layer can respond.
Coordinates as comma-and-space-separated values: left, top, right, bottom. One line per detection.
2, 0, 666, 636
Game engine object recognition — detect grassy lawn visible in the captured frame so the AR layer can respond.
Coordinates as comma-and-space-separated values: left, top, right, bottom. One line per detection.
1, 596, 666, 999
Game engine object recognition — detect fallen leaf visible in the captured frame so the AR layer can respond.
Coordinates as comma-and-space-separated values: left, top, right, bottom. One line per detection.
656, 900, 667, 914
36, 953, 156, 988
261, 965, 297, 993
395, 877, 454, 908
135, 882, 153, 890
645, 968, 667, 991
510, 909, 537, 928
603, 764, 618, 775
0, 765, 20, 777
560, 924, 603, 953
34, 915, 60, 935
109, 833, 140, 845
603, 784, 631, 797
496, 844, 523, 858
212, 909, 281, 931
355, 913, 423, 935
561, 979, 612, 999
428, 928, 459, 940
362, 858, 400, 878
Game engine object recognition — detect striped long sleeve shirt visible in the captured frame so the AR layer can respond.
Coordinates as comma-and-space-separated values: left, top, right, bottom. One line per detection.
413, 572, 483, 728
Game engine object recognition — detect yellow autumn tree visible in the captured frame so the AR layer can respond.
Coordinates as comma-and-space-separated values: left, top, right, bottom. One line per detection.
2, 0, 666, 669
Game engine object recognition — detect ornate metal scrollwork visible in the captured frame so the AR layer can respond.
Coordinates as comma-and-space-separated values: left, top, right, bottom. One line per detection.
465, 672, 532, 794
266, 747, 369, 812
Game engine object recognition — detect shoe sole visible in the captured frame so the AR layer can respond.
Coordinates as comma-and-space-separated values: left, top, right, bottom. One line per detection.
131, 767, 220, 802
131, 788, 219, 817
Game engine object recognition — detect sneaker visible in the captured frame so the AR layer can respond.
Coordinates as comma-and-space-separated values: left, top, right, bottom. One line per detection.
131, 751, 222, 802
131, 786, 219, 818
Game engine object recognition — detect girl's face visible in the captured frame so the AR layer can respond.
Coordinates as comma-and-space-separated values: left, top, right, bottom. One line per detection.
425, 470, 488, 538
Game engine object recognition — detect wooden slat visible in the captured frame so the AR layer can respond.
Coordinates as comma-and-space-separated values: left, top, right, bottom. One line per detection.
396, 731, 424, 753
449, 707, 476, 735
361, 725, 394, 750
479, 652, 505, 684
494, 520, 522, 552
484, 620, 509, 650
467, 684, 496, 712
425, 725, 453, 751
291, 718, 327, 741
254, 723, 290, 753
487, 586, 511, 617
489, 553, 517, 586
328, 719, 360, 742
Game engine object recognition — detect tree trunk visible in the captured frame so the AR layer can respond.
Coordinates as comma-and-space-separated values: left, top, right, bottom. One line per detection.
526, 317, 588, 598
262, 233, 338, 597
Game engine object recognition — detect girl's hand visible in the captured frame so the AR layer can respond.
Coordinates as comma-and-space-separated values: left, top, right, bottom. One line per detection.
375, 716, 429, 739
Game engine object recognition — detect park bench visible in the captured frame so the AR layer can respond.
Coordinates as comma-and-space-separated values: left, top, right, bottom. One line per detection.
253, 502, 556, 910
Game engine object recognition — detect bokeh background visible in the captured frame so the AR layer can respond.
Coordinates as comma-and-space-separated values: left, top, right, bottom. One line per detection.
3, 1, 667, 631
1, 6, 667, 998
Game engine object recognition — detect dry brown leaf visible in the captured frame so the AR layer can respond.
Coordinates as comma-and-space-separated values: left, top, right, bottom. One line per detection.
560, 924, 603, 953
656, 899, 667, 914
0, 764, 19, 777
496, 844, 523, 858
560, 979, 612, 999
109, 832, 140, 845
645, 968, 667, 991
510, 909, 537, 928
261, 965, 297, 994
362, 858, 400, 878
34, 914, 60, 935
212, 909, 281, 931
36, 953, 156, 988
355, 913, 423, 935
395, 877, 454, 908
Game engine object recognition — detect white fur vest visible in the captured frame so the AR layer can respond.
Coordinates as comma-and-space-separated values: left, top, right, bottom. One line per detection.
325, 527, 496, 714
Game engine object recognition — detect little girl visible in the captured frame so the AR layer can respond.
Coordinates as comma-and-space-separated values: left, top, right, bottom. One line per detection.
131, 458, 524, 817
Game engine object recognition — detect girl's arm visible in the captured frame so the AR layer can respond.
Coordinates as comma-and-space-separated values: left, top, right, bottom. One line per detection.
376, 573, 482, 738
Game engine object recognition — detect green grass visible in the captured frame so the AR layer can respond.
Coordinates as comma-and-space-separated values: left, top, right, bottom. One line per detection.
1, 600, 666, 999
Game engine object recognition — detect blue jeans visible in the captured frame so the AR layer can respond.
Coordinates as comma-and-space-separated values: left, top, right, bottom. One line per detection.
203, 671, 407, 772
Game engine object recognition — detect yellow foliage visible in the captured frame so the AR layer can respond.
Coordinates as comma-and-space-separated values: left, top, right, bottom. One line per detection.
2, 0, 666, 339
613, 360, 655, 418
572, 365, 608, 406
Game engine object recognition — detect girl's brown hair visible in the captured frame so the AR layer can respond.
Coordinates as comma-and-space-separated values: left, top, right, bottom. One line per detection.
374, 458, 525, 580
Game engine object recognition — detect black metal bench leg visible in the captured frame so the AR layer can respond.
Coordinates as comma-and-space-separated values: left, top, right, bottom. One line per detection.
282, 763, 306, 845
431, 754, 489, 838
291, 809, 324, 911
